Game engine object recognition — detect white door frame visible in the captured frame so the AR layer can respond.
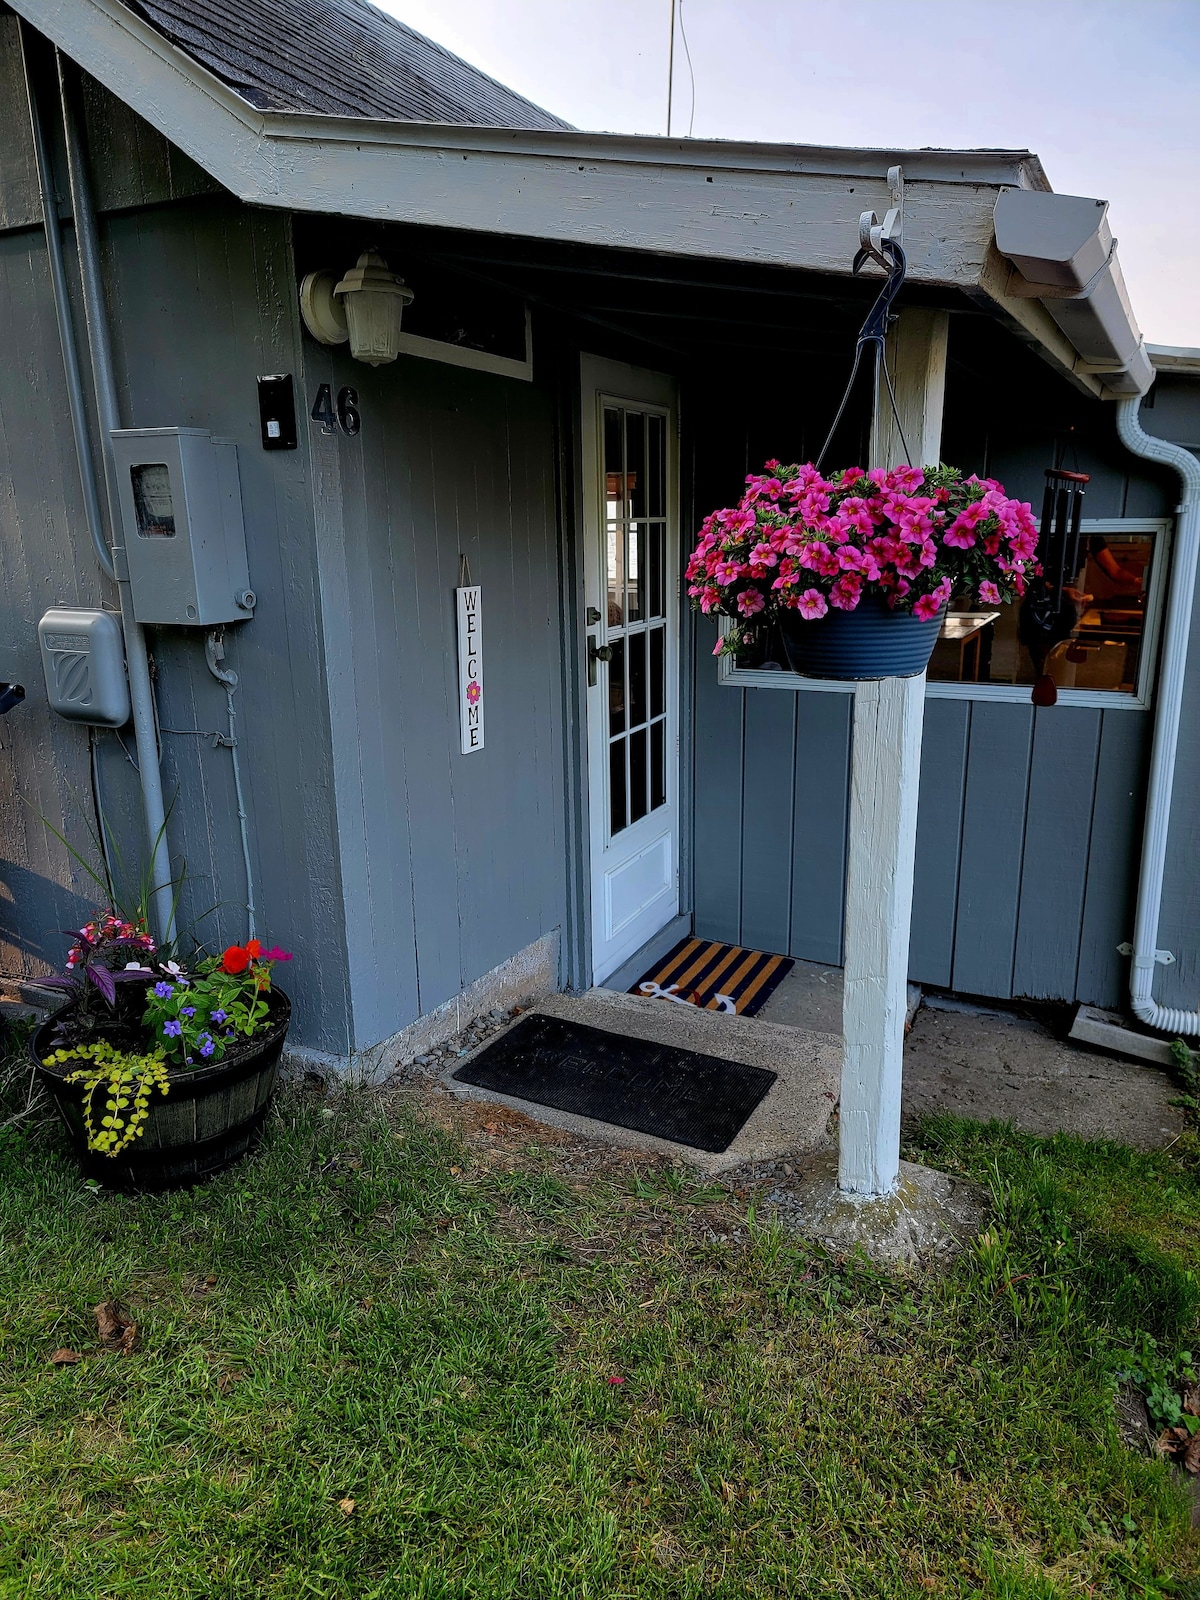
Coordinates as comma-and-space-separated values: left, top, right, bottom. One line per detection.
580, 355, 680, 984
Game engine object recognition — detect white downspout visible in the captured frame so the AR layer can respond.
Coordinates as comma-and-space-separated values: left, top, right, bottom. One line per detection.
1116, 395, 1200, 1037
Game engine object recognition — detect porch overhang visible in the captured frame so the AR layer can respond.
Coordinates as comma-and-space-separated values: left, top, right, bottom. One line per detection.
13, 0, 1148, 401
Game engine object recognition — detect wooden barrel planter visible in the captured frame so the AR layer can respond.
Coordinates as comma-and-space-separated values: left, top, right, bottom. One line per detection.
29, 982, 291, 1190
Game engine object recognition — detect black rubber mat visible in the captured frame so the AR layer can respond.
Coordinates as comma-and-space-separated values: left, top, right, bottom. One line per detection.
452, 1013, 777, 1154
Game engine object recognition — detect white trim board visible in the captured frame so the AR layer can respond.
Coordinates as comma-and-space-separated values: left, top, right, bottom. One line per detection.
397, 310, 533, 383
9, 0, 1122, 399
718, 517, 1172, 713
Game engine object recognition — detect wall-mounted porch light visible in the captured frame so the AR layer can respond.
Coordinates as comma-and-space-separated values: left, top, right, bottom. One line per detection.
298, 252, 414, 367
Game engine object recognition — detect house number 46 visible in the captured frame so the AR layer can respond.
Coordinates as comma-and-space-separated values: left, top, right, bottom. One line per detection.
310, 384, 361, 437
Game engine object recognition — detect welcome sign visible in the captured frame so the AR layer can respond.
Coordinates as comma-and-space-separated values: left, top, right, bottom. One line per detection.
456, 585, 484, 753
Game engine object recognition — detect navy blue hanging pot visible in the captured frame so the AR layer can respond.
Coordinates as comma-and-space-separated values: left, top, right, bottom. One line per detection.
778, 594, 945, 681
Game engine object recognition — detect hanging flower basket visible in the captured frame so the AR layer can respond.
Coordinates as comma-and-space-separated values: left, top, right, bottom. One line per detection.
778, 592, 946, 680
687, 461, 1039, 682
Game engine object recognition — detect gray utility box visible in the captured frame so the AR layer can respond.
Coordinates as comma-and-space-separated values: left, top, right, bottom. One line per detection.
38, 607, 131, 727
109, 428, 256, 626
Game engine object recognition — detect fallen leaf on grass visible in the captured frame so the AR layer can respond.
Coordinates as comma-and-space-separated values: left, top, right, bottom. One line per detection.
1156, 1424, 1200, 1472
217, 1370, 245, 1396
606, 1375, 625, 1387
94, 1300, 137, 1355
1183, 1382, 1200, 1418
49, 1348, 81, 1365
338, 1498, 356, 1516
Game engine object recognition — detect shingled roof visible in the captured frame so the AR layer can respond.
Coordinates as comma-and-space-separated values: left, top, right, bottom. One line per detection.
124, 0, 573, 128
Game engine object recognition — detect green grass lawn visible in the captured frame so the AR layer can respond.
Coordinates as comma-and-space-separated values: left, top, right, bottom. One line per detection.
1, 1056, 1198, 1598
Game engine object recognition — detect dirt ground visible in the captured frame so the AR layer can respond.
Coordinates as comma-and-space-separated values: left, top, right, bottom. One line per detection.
757, 959, 1187, 1150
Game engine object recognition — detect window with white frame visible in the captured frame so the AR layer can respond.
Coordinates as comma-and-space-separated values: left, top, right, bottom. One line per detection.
717, 518, 1171, 711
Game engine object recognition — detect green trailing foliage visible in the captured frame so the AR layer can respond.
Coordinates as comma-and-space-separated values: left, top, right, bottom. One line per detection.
41, 1040, 170, 1157
1113, 1333, 1199, 1436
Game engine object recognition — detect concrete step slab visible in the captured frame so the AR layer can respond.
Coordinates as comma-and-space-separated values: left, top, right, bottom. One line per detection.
441, 985, 842, 1174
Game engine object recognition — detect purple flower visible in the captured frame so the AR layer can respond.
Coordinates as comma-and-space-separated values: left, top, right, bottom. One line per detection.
198, 1034, 215, 1058
153, 981, 174, 998
163, 1020, 182, 1038
211, 1009, 227, 1024
181, 1006, 196, 1018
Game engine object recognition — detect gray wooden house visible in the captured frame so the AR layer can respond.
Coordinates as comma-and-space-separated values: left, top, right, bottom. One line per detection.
2, 0, 1198, 1070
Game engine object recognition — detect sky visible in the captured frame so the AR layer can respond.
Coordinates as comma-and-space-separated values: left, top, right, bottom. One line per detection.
377, 0, 1200, 347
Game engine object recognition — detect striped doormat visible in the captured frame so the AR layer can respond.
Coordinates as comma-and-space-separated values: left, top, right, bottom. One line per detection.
629, 937, 794, 1018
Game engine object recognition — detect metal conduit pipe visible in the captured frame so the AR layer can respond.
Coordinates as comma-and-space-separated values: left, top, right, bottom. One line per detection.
19, 23, 116, 585
54, 51, 176, 943
1116, 395, 1200, 1037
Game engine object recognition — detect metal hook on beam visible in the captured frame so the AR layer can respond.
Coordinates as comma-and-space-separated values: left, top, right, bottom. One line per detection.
856, 165, 905, 273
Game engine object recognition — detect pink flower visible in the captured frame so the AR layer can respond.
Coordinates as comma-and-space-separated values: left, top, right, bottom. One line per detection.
886, 465, 926, 493
978, 580, 1001, 605
720, 508, 757, 536
1007, 530, 1039, 560
797, 589, 828, 620
943, 517, 978, 550
829, 575, 862, 611
713, 559, 745, 585
736, 588, 765, 617
912, 592, 944, 622
698, 586, 721, 613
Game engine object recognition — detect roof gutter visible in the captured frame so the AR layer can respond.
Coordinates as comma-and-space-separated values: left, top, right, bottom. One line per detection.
1115, 396, 1200, 1037
993, 189, 1153, 397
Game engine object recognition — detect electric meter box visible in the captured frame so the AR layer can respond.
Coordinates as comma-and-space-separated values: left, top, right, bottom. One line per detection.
109, 427, 256, 626
38, 607, 131, 727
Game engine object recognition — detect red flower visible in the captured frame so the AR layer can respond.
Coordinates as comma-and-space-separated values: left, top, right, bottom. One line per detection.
222, 945, 251, 974
245, 939, 262, 959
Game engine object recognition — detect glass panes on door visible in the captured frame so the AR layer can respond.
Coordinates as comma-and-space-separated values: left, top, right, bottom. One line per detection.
604, 405, 668, 837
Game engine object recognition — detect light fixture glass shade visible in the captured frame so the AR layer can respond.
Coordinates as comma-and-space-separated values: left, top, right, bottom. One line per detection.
333, 251, 414, 366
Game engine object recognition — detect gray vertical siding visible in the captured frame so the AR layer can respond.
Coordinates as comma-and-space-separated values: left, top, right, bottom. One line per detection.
0, 64, 354, 1053
302, 334, 568, 1051
96, 201, 351, 1052
951, 702, 1034, 997
688, 320, 1187, 1007
692, 611, 1155, 1004
789, 691, 851, 966
909, 699, 969, 987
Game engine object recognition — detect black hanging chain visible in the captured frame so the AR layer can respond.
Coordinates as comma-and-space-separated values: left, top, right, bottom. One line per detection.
815, 237, 914, 471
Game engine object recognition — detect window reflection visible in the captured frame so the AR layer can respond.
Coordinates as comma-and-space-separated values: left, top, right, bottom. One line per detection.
730, 530, 1157, 697
603, 401, 670, 838
928, 531, 1155, 693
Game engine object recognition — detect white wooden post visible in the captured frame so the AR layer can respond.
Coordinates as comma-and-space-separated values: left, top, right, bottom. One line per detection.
839, 308, 949, 1197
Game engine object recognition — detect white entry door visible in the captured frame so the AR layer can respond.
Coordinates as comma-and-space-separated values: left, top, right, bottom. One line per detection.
581, 356, 680, 983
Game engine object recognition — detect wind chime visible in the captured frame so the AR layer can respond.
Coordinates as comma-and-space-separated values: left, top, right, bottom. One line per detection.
1018, 466, 1090, 706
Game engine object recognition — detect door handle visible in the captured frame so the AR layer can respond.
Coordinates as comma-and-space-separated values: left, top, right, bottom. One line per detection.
587, 635, 613, 687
